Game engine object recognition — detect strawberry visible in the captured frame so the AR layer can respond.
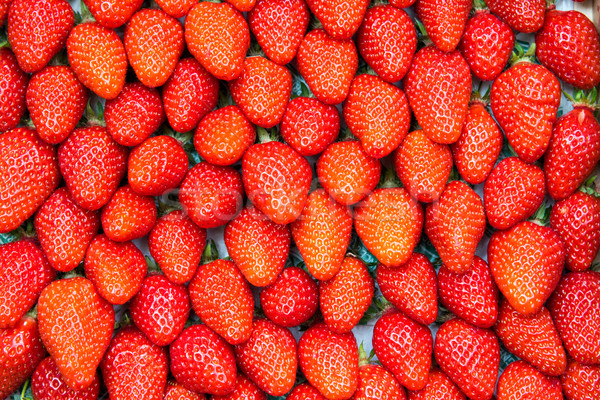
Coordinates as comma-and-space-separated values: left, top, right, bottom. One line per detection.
0, 1, 8, 25
459, 11, 515, 81
154, 0, 196, 18
305, 0, 369, 39
128, 135, 189, 197
296, 29, 359, 105
344, 74, 411, 159
189, 260, 254, 345
393, 129, 453, 203
316, 140, 381, 206
496, 360, 563, 400
242, 141, 312, 224
82, 0, 143, 28
194, 105, 256, 166
320, 256, 374, 333
169, 324, 237, 395
372, 309, 433, 391
58, 126, 128, 211
235, 319, 297, 396
561, 360, 600, 400
353, 363, 406, 400
483, 157, 546, 230
550, 192, 600, 272
485, 0, 545, 33
67, 22, 128, 100
280, 97, 339, 157
212, 374, 266, 400
185, 2, 250, 81
434, 318, 499, 400
224, 206, 290, 287
377, 253, 438, 326
0, 128, 60, 233
101, 185, 157, 242
248, 0, 309, 65
298, 322, 359, 400
407, 368, 466, 400
104, 83, 165, 147
548, 271, 600, 365
536, 10, 600, 89
451, 101, 503, 185
488, 221, 565, 316
0, 317, 47, 399
179, 162, 244, 229
124, 9, 184, 87
224, 0, 256, 12
0, 48, 28, 133
494, 298, 566, 376
37, 277, 115, 390
357, 5, 417, 83
438, 256, 499, 329
389, 0, 415, 7
287, 383, 328, 400
164, 380, 207, 400
7, 0, 73, 73
32, 356, 100, 400
415, 0, 471, 52
148, 210, 207, 284
404, 46, 472, 144
354, 188, 423, 267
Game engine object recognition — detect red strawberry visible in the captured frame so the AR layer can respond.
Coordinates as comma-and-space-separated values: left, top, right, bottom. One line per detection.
393, 129, 453, 203
407, 368, 466, 400
212, 374, 266, 400
38, 277, 115, 390
164, 380, 207, 400
496, 360, 563, 400
185, 2, 250, 80
488, 221, 565, 316
357, 5, 416, 83
248, 0, 309, 65
372, 310, 433, 391
434, 318, 499, 400
154, 0, 196, 18
0, 1, 9, 25
26, 66, 89, 144
8, 0, 73, 72
296, 29, 359, 105
483, 157, 546, 230
415, 0, 471, 52
389, 0, 416, 7
353, 363, 406, 400
82, 0, 143, 28
404, 46, 472, 144
485, 0, 545, 33
561, 360, 600, 400
305, 0, 369, 39
287, 383, 328, 400
32, 356, 100, 400
0, 48, 28, 133
101, 185, 157, 242
224, 0, 256, 12
0, 128, 60, 233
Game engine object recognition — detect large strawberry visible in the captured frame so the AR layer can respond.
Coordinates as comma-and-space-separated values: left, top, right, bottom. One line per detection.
485, 0, 545, 33
416, 0, 471, 52
212, 374, 267, 400
0, 48, 28, 133
305, 0, 369, 39
82, 0, 143, 28
496, 360, 563, 400
407, 368, 466, 400
561, 360, 600, 400
101, 185, 157, 242
32, 356, 100, 400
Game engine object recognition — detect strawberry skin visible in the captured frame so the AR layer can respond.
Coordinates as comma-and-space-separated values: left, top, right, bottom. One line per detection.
32, 356, 100, 400
415, 0, 471, 52
353, 364, 406, 400
407, 368, 466, 400
101, 185, 157, 242
0, 48, 28, 133
496, 360, 563, 400
212, 374, 266, 400
305, 0, 369, 40
561, 360, 600, 400
82, 0, 143, 28
164, 380, 207, 400
485, 0, 545, 33
287, 383, 328, 400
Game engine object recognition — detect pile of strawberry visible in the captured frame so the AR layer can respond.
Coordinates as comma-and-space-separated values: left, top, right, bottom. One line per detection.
1, 0, 600, 398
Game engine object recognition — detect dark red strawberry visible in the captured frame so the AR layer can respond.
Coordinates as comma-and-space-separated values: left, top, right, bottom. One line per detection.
415, 0, 471, 52
305, 0, 369, 39
0, 48, 28, 133
407, 368, 466, 400
496, 360, 563, 400
561, 359, 600, 400
32, 356, 100, 400
212, 374, 266, 400
485, 0, 545, 33
101, 185, 156, 242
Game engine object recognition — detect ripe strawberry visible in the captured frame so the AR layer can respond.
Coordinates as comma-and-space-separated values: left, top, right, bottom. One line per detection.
353, 363, 406, 400
434, 318, 499, 400
438, 256, 499, 329
317, 140, 381, 206
280, 97, 339, 156
129, 274, 191, 346
287, 383, 328, 400
389, 0, 416, 7
260, 266, 318, 327
0, 48, 28, 133
483, 157, 546, 230
357, 5, 417, 83
485, 0, 545, 33
459, 11, 515, 81
148, 210, 207, 284
189, 260, 254, 345
224, 206, 290, 287
104, 83, 165, 147
194, 105, 256, 166
37, 277, 115, 390
416, 0, 471, 52
488, 221, 565, 316
101, 185, 157, 242
248, 0, 309, 65
224, 0, 256, 12
561, 360, 600, 400
185, 2, 250, 80
0, 128, 60, 233
212, 374, 266, 400
242, 141, 312, 224
404, 46, 472, 144
298, 322, 359, 400
354, 188, 423, 267
394, 129, 453, 203
496, 360, 563, 400
164, 380, 207, 400
169, 324, 237, 395
305, 0, 369, 39
451, 101, 503, 185
0, 1, 9, 25
407, 368, 466, 400
8, 0, 73, 73
67, 22, 128, 100
32, 356, 100, 400
296, 28, 359, 105
82, 0, 143, 28
377, 253, 438, 326
372, 309, 433, 391
124, 9, 184, 87
548, 271, 600, 365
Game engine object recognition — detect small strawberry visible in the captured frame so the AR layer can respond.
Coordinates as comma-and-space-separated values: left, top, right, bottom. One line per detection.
82, 0, 143, 28
154, 0, 196, 18
485, 0, 545, 33
212, 374, 267, 400
0, 48, 28, 133
164, 380, 207, 400
407, 368, 466, 400
389, 0, 416, 7
287, 383, 328, 400
353, 362, 406, 400
416, 0, 471, 52
32, 356, 100, 400
224, 0, 256, 12
101, 185, 157, 242
496, 360, 563, 400
561, 360, 600, 400
305, 0, 369, 39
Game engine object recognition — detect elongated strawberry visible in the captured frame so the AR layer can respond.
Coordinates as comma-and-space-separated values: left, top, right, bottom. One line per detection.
0, 48, 28, 133
287, 383, 328, 400
407, 368, 466, 400
561, 360, 600, 400
497, 360, 563, 400
164, 380, 207, 400
485, 0, 545, 33
32, 356, 100, 400
82, 0, 143, 28
305, 0, 369, 39
101, 185, 156, 242
416, 0, 471, 52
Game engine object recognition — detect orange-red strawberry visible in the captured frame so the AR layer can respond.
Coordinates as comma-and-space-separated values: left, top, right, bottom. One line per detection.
212, 374, 266, 400
0, 128, 60, 233
561, 360, 600, 400
488, 221, 565, 316
38, 277, 115, 390
353, 363, 406, 400
32, 356, 100, 400
248, 0, 309, 65
287, 383, 328, 400
82, 0, 143, 28
224, 206, 290, 287
496, 360, 563, 400
8, 0, 73, 73
67, 22, 128, 100
0, 48, 28, 133
296, 29, 358, 105
389, 0, 416, 7
485, 0, 545, 33
185, 2, 250, 81
164, 380, 207, 400
416, 0, 471, 52
225, 0, 256, 12
101, 185, 157, 242
155, 0, 196, 18
354, 188, 423, 267
407, 368, 466, 400
404, 46, 472, 144
305, 0, 369, 40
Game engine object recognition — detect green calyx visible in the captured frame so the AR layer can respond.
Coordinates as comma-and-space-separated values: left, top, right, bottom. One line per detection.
564, 87, 599, 111
472, 0, 489, 12
580, 175, 600, 198
82, 100, 106, 127
510, 43, 537, 66
201, 239, 219, 264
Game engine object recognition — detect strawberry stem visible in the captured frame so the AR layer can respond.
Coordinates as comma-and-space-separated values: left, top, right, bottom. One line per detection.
415, 18, 433, 48
473, 0, 488, 12
256, 126, 281, 144
358, 343, 370, 367
201, 239, 219, 264
579, 175, 600, 198
510, 42, 536, 66
529, 202, 552, 226
76, 0, 96, 24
